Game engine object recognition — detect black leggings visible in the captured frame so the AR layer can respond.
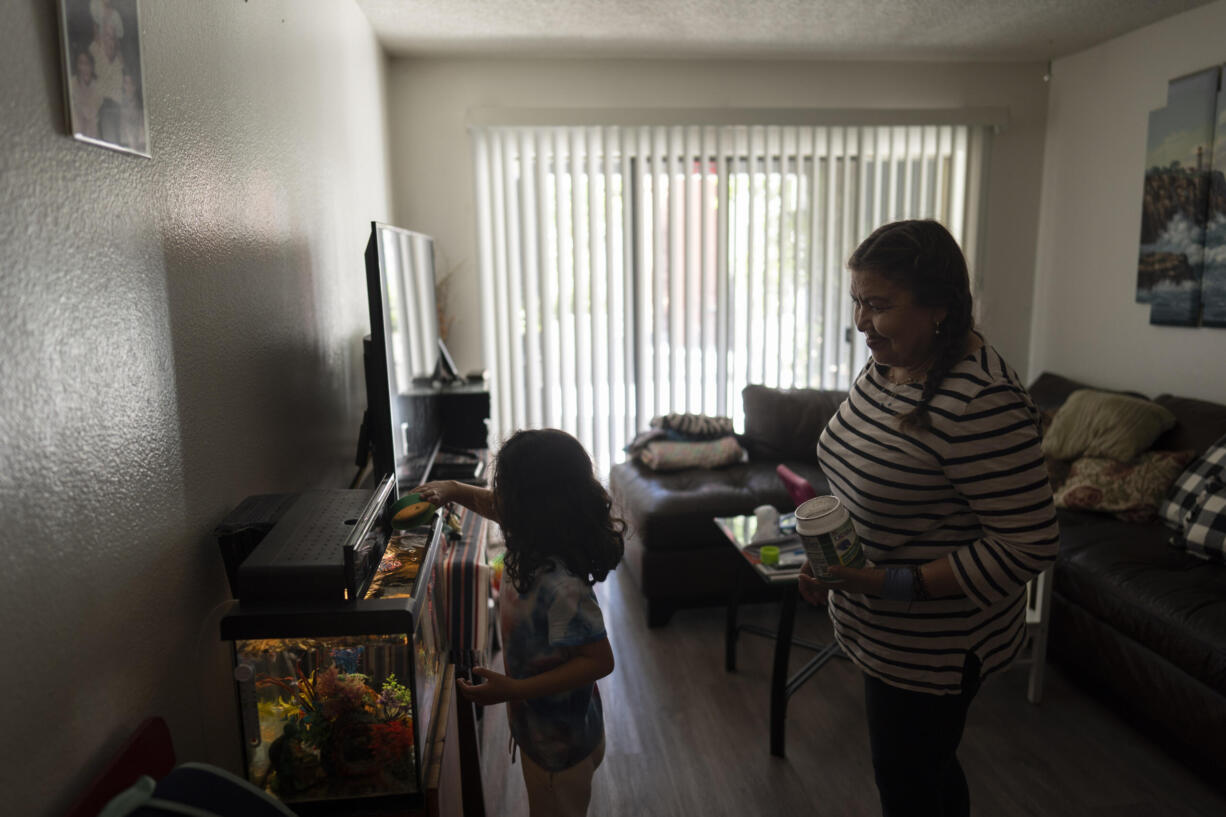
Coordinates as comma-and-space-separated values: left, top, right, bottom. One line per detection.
863, 655, 982, 817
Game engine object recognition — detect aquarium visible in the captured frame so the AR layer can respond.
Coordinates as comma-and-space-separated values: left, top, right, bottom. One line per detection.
220, 517, 450, 813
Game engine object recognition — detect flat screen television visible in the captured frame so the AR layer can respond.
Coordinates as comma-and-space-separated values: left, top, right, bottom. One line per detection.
363, 222, 444, 491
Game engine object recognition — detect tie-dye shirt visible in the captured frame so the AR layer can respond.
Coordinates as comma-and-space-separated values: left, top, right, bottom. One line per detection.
500, 560, 606, 772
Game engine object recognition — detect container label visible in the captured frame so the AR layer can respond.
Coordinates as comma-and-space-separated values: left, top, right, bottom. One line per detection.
801, 517, 864, 580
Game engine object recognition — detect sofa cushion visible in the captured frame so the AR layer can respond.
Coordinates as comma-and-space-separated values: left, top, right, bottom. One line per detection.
1043, 389, 1176, 462
1027, 373, 1147, 413
1184, 480, 1226, 562
1054, 507, 1113, 530
1028, 372, 1095, 413
609, 459, 828, 552
1159, 434, 1226, 540
740, 385, 846, 464
1054, 520, 1226, 694
1053, 450, 1195, 523
1152, 395, 1226, 456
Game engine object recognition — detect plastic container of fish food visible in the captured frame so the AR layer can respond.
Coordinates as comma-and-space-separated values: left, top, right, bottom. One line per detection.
794, 495, 865, 581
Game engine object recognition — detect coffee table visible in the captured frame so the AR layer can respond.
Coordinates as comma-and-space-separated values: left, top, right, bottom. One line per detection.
716, 514, 846, 757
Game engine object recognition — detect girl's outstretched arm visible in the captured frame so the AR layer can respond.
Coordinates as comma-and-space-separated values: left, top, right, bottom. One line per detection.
412, 480, 500, 522
458, 637, 614, 706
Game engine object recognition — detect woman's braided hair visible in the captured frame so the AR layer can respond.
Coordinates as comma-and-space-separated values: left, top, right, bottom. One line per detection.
848, 219, 975, 431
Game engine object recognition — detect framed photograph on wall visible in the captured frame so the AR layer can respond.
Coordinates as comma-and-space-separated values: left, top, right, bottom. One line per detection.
58, 0, 149, 157
1203, 68, 1226, 327
1135, 66, 1218, 326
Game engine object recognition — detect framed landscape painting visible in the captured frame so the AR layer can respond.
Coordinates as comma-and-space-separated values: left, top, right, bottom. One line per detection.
58, 0, 149, 157
1135, 66, 1218, 325
1202, 68, 1226, 327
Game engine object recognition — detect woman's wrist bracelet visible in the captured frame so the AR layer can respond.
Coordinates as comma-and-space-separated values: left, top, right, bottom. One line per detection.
881, 565, 932, 602
881, 566, 914, 601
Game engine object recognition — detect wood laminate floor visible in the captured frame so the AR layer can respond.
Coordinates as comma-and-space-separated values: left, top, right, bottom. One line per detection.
474, 567, 1226, 816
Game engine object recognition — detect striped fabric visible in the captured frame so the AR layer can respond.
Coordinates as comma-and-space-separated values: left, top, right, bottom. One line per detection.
650, 412, 735, 439
817, 340, 1060, 694
442, 507, 491, 660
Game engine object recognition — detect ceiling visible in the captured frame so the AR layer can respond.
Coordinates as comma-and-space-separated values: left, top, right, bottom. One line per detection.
356, 0, 1215, 62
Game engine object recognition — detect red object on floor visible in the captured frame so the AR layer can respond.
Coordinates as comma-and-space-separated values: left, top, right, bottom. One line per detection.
62, 716, 175, 817
776, 464, 819, 508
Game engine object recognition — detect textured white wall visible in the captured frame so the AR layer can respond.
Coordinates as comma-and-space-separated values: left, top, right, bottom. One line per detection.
0, 3, 390, 816
1030, 0, 1226, 402
386, 58, 1049, 381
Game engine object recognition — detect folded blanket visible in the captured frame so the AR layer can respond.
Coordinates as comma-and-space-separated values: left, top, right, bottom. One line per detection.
625, 427, 669, 455
639, 435, 746, 471
650, 413, 735, 439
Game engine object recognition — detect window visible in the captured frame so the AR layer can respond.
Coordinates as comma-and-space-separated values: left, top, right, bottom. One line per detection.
472, 122, 991, 474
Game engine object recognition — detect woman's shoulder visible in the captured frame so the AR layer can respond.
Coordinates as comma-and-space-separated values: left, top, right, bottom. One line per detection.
937, 336, 1035, 414
944, 335, 1015, 385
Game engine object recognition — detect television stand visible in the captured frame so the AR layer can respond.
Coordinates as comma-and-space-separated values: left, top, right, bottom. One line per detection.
406, 381, 490, 451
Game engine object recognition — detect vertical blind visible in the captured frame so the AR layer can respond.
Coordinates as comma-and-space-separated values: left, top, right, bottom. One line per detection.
471, 123, 992, 475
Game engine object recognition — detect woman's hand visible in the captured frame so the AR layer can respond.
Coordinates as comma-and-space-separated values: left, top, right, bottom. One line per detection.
411, 480, 461, 506
457, 666, 520, 706
798, 561, 829, 606
822, 564, 886, 596
800, 562, 886, 601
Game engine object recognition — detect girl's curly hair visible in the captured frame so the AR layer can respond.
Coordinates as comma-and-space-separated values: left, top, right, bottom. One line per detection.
493, 429, 625, 594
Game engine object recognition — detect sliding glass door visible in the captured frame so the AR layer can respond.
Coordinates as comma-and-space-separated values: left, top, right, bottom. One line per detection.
472, 122, 990, 474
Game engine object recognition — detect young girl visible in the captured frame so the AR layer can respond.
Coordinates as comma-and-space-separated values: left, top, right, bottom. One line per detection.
413, 428, 623, 817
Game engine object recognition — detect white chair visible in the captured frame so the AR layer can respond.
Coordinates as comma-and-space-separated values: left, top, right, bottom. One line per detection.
1015, 567, 1054, 703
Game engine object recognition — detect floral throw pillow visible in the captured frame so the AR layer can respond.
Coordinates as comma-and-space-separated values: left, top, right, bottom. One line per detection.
1054, 450, 1196, 523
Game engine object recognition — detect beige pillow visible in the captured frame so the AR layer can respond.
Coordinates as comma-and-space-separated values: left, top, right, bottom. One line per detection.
1042, 389, 1176, 462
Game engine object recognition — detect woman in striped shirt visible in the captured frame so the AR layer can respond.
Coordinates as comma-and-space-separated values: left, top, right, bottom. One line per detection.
799, 219, 1059, 817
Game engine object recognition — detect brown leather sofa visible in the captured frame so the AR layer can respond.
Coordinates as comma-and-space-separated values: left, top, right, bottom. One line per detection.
609, 385, 845, 627
1027, 372, 1226, 788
